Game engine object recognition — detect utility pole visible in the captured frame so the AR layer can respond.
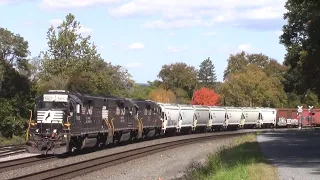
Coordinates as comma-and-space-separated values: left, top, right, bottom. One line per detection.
308, 106, 314, 127
297, 105, 303, 130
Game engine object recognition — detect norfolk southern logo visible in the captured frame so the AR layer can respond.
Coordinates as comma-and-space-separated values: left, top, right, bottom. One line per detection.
45, 111, 51, 121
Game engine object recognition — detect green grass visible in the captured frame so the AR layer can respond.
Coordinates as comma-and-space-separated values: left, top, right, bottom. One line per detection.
0, 135, 25, 146
179, 133, 279, 180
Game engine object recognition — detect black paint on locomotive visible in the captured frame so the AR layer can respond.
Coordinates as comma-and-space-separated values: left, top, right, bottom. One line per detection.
27, 91, 164, 155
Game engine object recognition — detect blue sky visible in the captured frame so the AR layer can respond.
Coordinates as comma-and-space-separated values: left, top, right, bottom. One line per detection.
0, 0, 287, 83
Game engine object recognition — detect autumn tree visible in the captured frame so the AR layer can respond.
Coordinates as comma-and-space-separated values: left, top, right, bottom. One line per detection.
191, 87, 220, 106
219, 64, 287, 107
158, 62, 198, 103
280, 0, 320, 98
36, 13, 132, 97
0, 27, 35, 137
148, 87, 176, 103
223, 51, 286, 81
198, 57, 217, 88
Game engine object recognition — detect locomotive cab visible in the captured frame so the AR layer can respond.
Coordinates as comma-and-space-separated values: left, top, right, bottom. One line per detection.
26, 90, 78, 155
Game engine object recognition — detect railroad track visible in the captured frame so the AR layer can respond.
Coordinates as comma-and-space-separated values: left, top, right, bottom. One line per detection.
0, 155, 57, 173
0, 145, 26, 158
9, 129, 274, 180
0, 145, 24, 151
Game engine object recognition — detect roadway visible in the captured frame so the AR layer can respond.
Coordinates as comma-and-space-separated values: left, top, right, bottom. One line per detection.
258, 128, 320, 180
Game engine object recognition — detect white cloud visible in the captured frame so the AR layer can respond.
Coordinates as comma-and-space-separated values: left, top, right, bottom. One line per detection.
78, 25, 93, 34
168, 32, 175, 37
128, 42, 145, 50
124, 62, 142, 68
0, 0, 22, 6
49, 19, 63, 26
0, 0, 8, 5
111, 42, 119, 47
237, 44, 253, 52
275, 30, 283, 36
203, 31, 216, 36
23, 21, 33, 26
39, 0, 120, 10
109, 0, 286, 29
143, 19, 205, 29
167, 45, 188, 53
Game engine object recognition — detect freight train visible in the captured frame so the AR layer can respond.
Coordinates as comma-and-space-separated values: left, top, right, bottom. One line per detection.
25, 90, 316, 155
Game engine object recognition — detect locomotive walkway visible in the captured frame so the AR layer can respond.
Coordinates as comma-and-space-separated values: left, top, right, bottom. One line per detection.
258, 128, 320, 180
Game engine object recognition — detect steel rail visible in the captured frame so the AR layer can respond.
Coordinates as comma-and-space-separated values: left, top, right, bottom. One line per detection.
0, 155, 56, 173
10, 130, 272, 180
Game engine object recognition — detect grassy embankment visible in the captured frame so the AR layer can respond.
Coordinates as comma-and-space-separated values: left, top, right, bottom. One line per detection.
0, 135, 25, 146
181, 133, 279, 180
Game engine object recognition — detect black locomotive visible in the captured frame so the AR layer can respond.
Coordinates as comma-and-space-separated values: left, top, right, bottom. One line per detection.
26, 90, 162, 155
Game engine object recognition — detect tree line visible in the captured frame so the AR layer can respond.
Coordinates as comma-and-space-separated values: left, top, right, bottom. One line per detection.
1, 0, 320, 139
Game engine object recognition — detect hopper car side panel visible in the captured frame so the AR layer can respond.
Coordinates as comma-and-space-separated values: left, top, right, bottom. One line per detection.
193, 105, 210, 131
225, 107, 241, 129
209, 107, 226, 129
158, 103, 180, 132
260, 108, 277, 128
242, 108, 260, 127
178, 105, 195, 130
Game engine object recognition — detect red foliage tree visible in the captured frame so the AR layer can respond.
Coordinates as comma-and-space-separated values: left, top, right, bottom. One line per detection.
191, 87, 221, 106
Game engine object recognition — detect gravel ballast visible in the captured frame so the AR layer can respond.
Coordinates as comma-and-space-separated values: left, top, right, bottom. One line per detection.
0, 129, 275, 179
70, 136, 236, 180
0, 153, 38, 163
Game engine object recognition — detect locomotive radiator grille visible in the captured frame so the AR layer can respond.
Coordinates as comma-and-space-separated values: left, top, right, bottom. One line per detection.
37, 110, 64, 124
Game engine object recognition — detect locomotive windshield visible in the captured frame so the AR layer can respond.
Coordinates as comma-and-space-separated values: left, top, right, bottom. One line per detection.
38, 101, 68, 109
37, 93, 69, 110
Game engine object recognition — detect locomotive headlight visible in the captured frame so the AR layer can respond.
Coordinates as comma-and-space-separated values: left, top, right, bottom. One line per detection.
53, 129, 57, 133
36, 129, 39, 133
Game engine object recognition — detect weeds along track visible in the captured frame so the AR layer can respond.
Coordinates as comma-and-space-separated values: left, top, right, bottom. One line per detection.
10, 130, 274, 180
0, 155, 57, 173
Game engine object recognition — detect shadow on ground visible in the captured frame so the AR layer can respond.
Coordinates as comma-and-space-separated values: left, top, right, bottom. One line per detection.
257, 129, 320, 175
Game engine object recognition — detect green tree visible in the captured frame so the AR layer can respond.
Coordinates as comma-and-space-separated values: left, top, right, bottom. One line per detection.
0, 27, 34, 138
128, 83, 151, 100
36, 13, 132, 97
198, 57, 217, 87
280, 0, 320, 97
223, 51, 248, 80
224, 51, 286, 81
219, 64, 287, 107
158, 62, 198, 101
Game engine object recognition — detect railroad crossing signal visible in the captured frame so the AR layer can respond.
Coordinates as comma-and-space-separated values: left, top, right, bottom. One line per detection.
309, 106, 315, 115
297, 105, 303, 130
297, 106, 303, 113
309, 106, 314, 111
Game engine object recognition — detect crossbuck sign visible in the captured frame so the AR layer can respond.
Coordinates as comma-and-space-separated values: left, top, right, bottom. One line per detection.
297, 106, 303, 113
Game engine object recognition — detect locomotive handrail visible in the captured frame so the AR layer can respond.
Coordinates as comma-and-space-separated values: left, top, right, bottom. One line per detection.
64, 116, 71, 130
26, 109, 33, 141
105, 118, 115, 135
137, 118, 143, 138
104, 119, 111, 130
111, 118, 115, 135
